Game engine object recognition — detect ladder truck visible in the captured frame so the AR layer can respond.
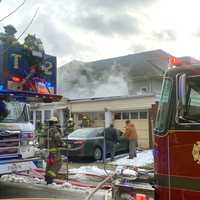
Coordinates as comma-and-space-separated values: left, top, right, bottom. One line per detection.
0, 37, 61, 175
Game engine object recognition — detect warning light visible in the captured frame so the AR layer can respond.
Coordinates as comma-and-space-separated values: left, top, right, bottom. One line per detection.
136, 194, 147, 200
36, 82, 50, 94
12, 76, 22, 83
169, 57, 182, 66
45, 81, 52, 87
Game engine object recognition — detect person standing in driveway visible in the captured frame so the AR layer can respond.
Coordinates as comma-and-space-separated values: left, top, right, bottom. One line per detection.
105, 124, 118, 161
124, 120, 138, 159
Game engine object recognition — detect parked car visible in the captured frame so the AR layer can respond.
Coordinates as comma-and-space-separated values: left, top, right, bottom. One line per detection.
62, 127, 129, 160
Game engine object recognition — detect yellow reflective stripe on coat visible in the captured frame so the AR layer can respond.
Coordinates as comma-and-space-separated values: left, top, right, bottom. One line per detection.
48, 147, 64, 152
47, 170, 56, 177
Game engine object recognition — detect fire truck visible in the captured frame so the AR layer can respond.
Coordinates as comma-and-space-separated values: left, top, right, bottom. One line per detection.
154, 57, 200, 199
0, 37, 61, 175
113, 57, 200, 200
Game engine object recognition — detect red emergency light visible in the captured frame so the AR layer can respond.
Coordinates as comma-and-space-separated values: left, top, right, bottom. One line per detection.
11, 76, 22, 83
136, 194, 147, 200
169, 57, 182, 66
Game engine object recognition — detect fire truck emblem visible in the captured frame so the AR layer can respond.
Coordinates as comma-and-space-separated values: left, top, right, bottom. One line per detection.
192, 141, 200, 164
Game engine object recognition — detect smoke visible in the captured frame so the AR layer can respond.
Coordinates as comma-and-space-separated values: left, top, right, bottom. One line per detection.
57, 60, 129, 99
93, 75, 128, 97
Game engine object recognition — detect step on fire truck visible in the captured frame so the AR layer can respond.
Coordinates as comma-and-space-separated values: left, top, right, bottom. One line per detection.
113, 57, 200, 200
0, 32, 61, 175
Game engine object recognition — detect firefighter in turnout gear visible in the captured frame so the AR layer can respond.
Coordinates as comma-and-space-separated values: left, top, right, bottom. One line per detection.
45, 116, 63, 184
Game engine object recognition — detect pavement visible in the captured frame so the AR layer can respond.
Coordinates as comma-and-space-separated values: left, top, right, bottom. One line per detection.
0, 181, 111, 200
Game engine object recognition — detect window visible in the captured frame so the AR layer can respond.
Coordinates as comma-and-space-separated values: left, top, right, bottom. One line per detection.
90, 112, 98, 120
182, 77, 200, 122
122, 112, 129, 119
36, 111, 42, 122
130, 112, 138, 119
114, 112, 121, 120
78, 113, 83, 120
98, 112, 105, 120
155, 78, 172, 132
140, 111, 148, 119
141, 87, 148, 93
0, 101, 28, 123
44, 110, 51, 121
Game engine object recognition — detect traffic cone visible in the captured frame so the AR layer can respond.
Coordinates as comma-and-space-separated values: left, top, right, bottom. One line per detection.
136, 193, 147, 200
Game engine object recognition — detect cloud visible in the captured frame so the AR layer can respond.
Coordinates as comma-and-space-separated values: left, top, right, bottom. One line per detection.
152, 30, 176, 41
129, 44, 147, 53
193, 27, 200, 38
77, 0, 158, 11
0, 0, 160, 66
74, 12, 140, 36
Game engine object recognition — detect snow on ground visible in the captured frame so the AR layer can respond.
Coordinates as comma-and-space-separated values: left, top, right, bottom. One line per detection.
112, 150, 153, 167
69, 166, 112, 176
1, 174, 45, 184
0, 174, 72, 189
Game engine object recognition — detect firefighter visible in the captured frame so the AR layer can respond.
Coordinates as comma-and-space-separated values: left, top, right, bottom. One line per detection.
81, 115, 90, 128
45, 116, 63, 184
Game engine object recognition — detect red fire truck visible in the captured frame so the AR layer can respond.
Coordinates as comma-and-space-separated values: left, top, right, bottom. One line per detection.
113, 57, 200, 200
154, 57, 200, 199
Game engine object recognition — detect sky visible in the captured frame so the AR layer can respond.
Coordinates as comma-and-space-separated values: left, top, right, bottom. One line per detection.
1, 0, 200, 66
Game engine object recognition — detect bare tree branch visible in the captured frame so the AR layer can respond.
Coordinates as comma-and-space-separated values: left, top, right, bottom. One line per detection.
0, 0, 26, 23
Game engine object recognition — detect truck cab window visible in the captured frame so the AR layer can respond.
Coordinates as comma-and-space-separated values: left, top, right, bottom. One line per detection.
155, 78, 172, 132
0, 101, 28, 123
183, 77, 200, 122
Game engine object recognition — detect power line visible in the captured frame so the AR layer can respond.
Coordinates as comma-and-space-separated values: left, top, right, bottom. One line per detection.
0, 0, 26, 23
16, 7, 39, 41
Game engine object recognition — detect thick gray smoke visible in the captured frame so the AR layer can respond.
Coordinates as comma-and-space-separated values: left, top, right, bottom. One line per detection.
57, 60, 129, 99
57, 50, 172, 99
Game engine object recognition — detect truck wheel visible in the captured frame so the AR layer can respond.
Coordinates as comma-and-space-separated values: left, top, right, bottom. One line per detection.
93, 147, 102, 160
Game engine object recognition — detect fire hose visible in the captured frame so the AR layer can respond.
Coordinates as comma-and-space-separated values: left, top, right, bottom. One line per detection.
84, 174, 114, 200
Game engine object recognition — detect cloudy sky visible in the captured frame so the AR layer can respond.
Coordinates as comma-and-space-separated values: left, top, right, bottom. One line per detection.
1, 0, 200, 66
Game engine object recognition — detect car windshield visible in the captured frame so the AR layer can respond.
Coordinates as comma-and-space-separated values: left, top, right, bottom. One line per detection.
0, 101, 28, 123
68, 128, 98, 138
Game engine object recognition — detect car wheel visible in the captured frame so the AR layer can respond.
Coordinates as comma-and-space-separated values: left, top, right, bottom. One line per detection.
93, 147, 102, 160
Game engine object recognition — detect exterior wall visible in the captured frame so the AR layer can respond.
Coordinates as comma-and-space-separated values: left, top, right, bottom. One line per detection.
30, 96, 156, 148
114, 119, 149, 148
70, 96, 155, 112
127, 77, 163, 96
73, 109, 150, 148
151, 78, 163, 95
128, 79, 150, 95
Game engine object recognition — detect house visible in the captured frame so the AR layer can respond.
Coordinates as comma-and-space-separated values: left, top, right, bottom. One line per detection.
31, 49, 198, 148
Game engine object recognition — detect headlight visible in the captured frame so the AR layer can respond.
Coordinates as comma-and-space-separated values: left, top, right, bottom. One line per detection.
28, 141, 34, 145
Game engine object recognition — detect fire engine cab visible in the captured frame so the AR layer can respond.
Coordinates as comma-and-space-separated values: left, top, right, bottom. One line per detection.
154, 57, 200, 199
0, 35, 61, 175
